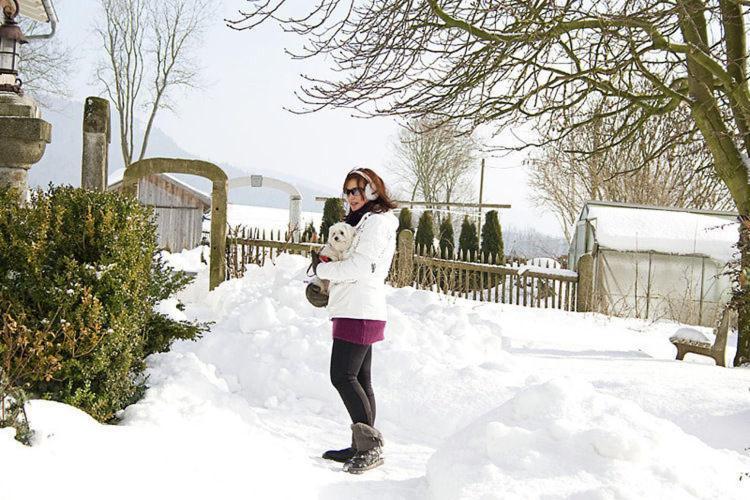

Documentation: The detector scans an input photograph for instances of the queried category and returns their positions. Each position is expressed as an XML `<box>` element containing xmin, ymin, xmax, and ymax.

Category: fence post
<box><xmin>395</xmin><ymin>229</ymin><xmax>414</xmax><ymax>287</ymax></box>
<box><xmin>576</xmin><ymin>253</ymin><xmax>594</xmax><ymax>312</ymax></box>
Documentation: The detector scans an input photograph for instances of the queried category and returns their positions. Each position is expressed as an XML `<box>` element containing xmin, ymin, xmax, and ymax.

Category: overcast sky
<box><xmin>38</xmin><ymin>0</ymin><xmax>563</xmax><ymax>237</ymax></box>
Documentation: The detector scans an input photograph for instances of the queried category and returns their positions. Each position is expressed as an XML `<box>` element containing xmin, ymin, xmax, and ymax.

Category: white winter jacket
<box><xmin>316</xmin><ymin>210</ymin><xmax>399</xmax><ymax>321</ymax></box>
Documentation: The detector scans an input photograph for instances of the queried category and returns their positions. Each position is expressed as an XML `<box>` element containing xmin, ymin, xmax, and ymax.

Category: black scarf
<box><xmin>345</xmin><ymin>201</ymin><xmax>375</xmax><ymax>227</ymax></box>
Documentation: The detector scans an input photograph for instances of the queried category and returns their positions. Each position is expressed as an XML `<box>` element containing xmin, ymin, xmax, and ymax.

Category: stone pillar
<box><xmin>395</xmin><ymin>229</ymin><xmax>414</xmax><ymax>287</ymax></box>
<box><xmin>576</xmin><ymin>252</ymin><xmax>595</xmax><ymax>312</ymax></box>
<box><xmin>210</xmin><ymin>178</ymin><xmax>228</xmax><ymax>291</ymax></box>
<box><xmin>289</xmin><ymin>195</ymin><xmax>301</xmax><ymax>243</ymax></box>
<box><xmin>0</xmin><ymin>92</ymin><xmax>51</xmax><ymax>200</ymax></box>
<box><xmin>81</xmin><ymin>97</ymin><xmax>110</xmax><ymax>191</ymax></box>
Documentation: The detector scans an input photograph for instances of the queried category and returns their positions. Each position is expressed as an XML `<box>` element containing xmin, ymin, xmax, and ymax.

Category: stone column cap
<box><xmin>0</xmin><ymin>92</ymin><xmax>41</xmax><ymax>118</ymax></box>
<box><xmin>0</xmin><ymin>116</ymin><xmax>52</xmax><ymax>142</ymax></box>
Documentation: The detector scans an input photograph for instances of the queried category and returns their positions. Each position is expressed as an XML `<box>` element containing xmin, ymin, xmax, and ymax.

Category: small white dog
<box><xmin>313</xmin><ymin>222</ymin><xmax>356</xmax><ymax>294</ymax></box>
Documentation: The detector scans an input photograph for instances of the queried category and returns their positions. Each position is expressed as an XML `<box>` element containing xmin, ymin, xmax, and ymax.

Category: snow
<box><xmin>428</xmin><ymin>378</ymin><xmax>745</xmax><ymax>499</ymax></box>
<box><xmin>516</xmin><ymin>264</ymin><xmax>577</xmax><ymax>278</ymax></box>
<box><xmin>2</xmin><ymin>250</ymin><xmax>750</xmax><ymax>499</ymax></box>
<box><xmin>108</xmin><ymin>167</ymin><xmax>126</xmax><ymax>185</ymax></box>
<box><xmin>526</xmin><ymin>257</ymin><xmax>561</xmax><ymax>269</ymax></box>
<box><xmin>586</xmin><ymin>204</ymin><xmax>738</xmax><ymax>262</ymax></box>
<box><xmin>671</xmin><ymin>327</ymin><xmax>713</xmax><ymax>344</ymax></box>
<box><xmin>206</xmin><ymin>203</ymin><xmax>323</xmax><ymax>234</ymax></box>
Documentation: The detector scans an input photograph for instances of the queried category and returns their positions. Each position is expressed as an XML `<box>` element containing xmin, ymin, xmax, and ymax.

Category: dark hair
<box><xmin>343</xmin><ymin>168</ymin><xmax>398</xmax><ymax>213</ymax></box>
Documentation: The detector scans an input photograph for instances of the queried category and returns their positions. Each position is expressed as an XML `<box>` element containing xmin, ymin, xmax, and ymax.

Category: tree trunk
<box><xmin>736</xmin><ymin>217</ymin><xmax>750</xmax><ymax>366</ymax></box>
<box><xmin>679</xmin><ymin>0</ymin><xmax>750</xmax><ymax>366</ymax></box>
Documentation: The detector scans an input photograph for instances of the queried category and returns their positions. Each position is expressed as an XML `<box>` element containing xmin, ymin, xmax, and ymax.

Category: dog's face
<box><xmin>328</xmin><ymin>222</ymin><xmax>355</xmax><ymax>253</ymax></box>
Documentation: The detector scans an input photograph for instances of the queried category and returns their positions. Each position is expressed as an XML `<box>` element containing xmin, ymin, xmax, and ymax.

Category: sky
<box><xmin>31</xmin><ymin>0</ymin><xmax>563</xmax><ymax>237</ymax></box>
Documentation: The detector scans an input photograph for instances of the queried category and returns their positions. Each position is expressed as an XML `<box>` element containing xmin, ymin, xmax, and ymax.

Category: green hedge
<box><xmin>398</xmin><ymin>207</ymin><xmax>413</xmax><ymax>233</ymax></box>
<box><xmin>439</xmin><ymin>216</ymin><xmax>455</xmax><ymax>259</ymax></box>
<box><xmin>415</xmin><ymin>211</ymin><xmax>435</xmax><ymax>254</ymax></box>
<box><xmin>0</xmin><ymin>186</ymin><xmax>208</xmax><ymax>430</ymax></box>
<box><xmin>459</xmin><ymin>215</ymin><xmax>479</xmax><ymax>261</ymax></box>
<box><xmin>320</xmin><ymin>198</ymin><xmax>345</xmax><ymax>240</ymax></box>
<box><xmin>480</xmin><ymin>210</ymin><xmax>504</xmax><ymax>264</ymax></box>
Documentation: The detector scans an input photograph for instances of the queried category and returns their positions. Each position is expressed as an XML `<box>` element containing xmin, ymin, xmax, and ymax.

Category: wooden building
<box><xmin>108</xmin><ymin>169</ymin><xmax>211</xmax><ymax>252</ymax></box>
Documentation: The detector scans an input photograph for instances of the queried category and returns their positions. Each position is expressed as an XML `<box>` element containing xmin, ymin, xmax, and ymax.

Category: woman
<box><xmin>314</xmin><ymin>168</ymin><xmax>398</xmax><ymax>474</ymax></box>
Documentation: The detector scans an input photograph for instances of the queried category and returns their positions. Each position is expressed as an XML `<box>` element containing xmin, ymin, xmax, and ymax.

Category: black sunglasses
<box><xmin>343</xmin><ymin>187</ymin><xmax>364</xmax><ymax>197</ymax></box>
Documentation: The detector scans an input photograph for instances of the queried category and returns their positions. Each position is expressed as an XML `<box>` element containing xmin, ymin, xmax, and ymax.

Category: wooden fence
<box><xmin>225</xmin><ymin>227</ymin><xmax>578</xmax><ymax>311</ymax></box>
<box><xmin>225</xmin><ymin>227</ymin><xmax>323</xmax><ymax>279</ymax></box>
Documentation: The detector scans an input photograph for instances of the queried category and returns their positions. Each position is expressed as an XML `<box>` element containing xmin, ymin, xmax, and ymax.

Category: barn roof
<box><xmin>579</xmin><ymin>200</ymin><xmax>738</xmax><ymax>262</ymax></box>
<box><xmin>108</xmin><ymin>168</ymin><xmax>212</xmax><ymax>208</ymax></box>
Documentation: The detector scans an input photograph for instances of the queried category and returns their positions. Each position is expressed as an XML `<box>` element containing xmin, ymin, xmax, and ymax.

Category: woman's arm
<box><xmin>316</xmin><ymin>217</ymin><xmax>388</xmax><ymax>282</ymax></box>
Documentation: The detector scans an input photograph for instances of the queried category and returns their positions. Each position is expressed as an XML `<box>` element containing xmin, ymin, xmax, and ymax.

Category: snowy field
<box><xmin>205</xmin><ymin>204</ymin><xmax>323</xmax><ymax>235</ymax></box>
<box><xmin>2</xmin><ymin>248</ymin><xmax>750</xmax><ymax>499</ymax></box>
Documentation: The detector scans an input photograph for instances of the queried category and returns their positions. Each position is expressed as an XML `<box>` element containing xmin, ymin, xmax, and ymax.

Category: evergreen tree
<box><xmin>458</xmin><ymin>215</ymin><xmax>479</xmax><ymax>261</ymax></box>
<box><xmin>302</xmin><ymin>221</ymin><xmax>318</xmax><ymax>242</ymax></box>
<box><xmin>398</xmin><ymin>207</ymin><xmax>413</xmax><ymax>233</ymax></box>
<box><xmin>319</xmin><ymin>198</ymin><xmax>345</xmax><ymax>241</ymax></box>
<box><xmin>439</xmin><ymin>216</ymin><xmax>455</xmax><ymax>259</ymax></box>
<box><xmin>415</xmin><ymin>211</ymin><xmax>435</xmax><ymax>255</ymax></box>
<box><xmin>480</xmin><ymin>210</ymin><xmax>504</xmax><ymax>264</ymax></box>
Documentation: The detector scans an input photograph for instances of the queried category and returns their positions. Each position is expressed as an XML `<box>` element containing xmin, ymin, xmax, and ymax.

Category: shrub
<box><xmin>481</xmin><ymin>210</ymin><xmax>504</xmax><ymax>264</ymax></box>
<box><xmin>459</xmin><ymin>215</ymin><xmax>479</xmax><ymax>261</ymax></box>
<box><xmin>415</xmin><ymin>211</ymin><xmax>435</xmax><ymax>254</ymax></box>
<box><xmin>320</xmin><ymin>198</ymin><xmax>345</xmax><ymax>241</ymax></box>
<box><xmin>439</xmin><ymin>216</ymin><xmax>455</xmax><ymax>259</ymax></box>
<box><xmin>398</xmin><ymin>207</ymin><xmax>413</xmax><ymax>233</ymax></box>
<box><xmin>0</xmin><ymin>186</ymin><xmax>209</xmax><ymax>432</ymax></box>
<box><xmin>302</xmin><ymin>221</ymin><xmax>318</xmax><ymax>242</ymax></box>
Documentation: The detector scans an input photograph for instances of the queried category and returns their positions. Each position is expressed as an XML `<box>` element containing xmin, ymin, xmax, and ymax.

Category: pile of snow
<box><xmin>428</xmin><ymin>378</ymin><xmax>745</xmax><ymax>499</ymax></box>
<box><xmin>671</xmin><ymin>327</ymin><xmax>713</xmax><ymax>344</ymax></box>
<box><xmin>2</xmin><ymin>249</ymin><xmax>750</xmax><ymax>500</ymax></box>
<box><xmin>160</xmin><ymin>246</ymin><xmax>208</xmax><ymax>274</ymax></box>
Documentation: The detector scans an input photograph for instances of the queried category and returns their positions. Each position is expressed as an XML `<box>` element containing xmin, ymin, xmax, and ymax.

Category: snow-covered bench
<box><xmin>670</xmin><ymin>307</ymin><xmax>734</xmax><ymax>367</ymax></box>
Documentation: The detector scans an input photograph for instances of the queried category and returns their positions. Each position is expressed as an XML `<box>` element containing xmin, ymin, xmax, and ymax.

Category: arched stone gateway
<box><xmin>122</xmin><ymin>158</ymin><xmax>228</xmax><ymax>291</ymax></box>
<box><xmin>228</xmin><ymin>175</ymin><xmax>303</xmax><ymax>242</ymax></box>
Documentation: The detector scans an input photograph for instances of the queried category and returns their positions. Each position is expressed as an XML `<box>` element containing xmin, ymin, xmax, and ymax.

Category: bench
<box><xmin>670</xmin><ymin>307</ymin><xmax>734</xmax><ymax>367</ymax></box>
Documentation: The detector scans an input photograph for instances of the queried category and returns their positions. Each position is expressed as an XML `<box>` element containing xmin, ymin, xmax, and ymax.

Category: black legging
<box><xmin>330</xmin><ymin>339</ymin><xmax>376</xmax><ymax>426</ymax></box>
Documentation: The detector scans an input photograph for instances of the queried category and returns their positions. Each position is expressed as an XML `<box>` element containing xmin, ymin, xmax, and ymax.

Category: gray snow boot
<box><xmin>343</xmin><ymin>423</ymin><xmax>384</xmax><ymax>474</ymax></box>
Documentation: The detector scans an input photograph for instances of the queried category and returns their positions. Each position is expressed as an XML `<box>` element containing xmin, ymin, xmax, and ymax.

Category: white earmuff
<box><xmin>349</xmin><ymin>169</ymin><xmax>378</xmax><ymax>201</ymax></box>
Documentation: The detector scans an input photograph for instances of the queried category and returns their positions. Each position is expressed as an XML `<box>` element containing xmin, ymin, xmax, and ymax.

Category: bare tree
<box><xmin>529</xmin><ymin>103</ymin><xmax>734</xmax><ymax>240</ymax></box>
<box><xmin>95</xmin><ymin>0</ymin><xmax>202</xmax><ymax>167</ymax></box>
<box><xmin>228</xmin><ymin>0</ymin><xmax>750</xmax><ymax>366</ymax></box>
<box><xmin>17</xmin><ymin>20</ymin><xmax>73</xmax><ymax>103</ymax></box>
<box><xmin>391</xmin><ymin>119</ymin><xmax>476</xmax><ymax>216</ymax></box>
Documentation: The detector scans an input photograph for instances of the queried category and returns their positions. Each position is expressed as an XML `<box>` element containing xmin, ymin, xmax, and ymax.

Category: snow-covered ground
<box><xmin>205</xmin><ymin>204</ymin><xmax>323</xmax><ymax>234</ymax></box>
<box><xmin>2</xmin><ymin>248</ymin><xmax>750</xmax><ymax>499</ymax></box>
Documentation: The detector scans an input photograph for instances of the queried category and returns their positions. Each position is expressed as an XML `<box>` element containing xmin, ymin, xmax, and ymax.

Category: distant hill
<box><xmin>29</xmin><ymin>98</ymin><xmax>330</xmax><ymax>212</ymax></box>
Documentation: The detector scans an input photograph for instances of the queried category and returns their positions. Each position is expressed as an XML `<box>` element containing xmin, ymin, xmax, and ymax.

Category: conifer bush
<box><xmin>398</xmin><ymin>207</ymin><xmax>413</xmax><ymax>234</ymax></box>
<box><xmin>320</xmin><ymin>198</ymin><xmax>345</xmax><ymax>241</ymax></box>
<box><xmin>459</xmin><ymin>216</ymin><xmax>479</xmax><ymax>261</ymax></box>
<box><xmin>415</xmin><ymin>211</ymin><xmax>435</xmax><ymax>255</ymax></box>
<box><xmin>302</xmin><ymin>221</ymin><xmax>318</xmax><ymax>242</ymax></box>
<box><xmin>481</xmin><ymin>210</ymin><xmax>504</xmax><ymax>264</ymax></box>
<box><xmin>439</xmin><ymin>216</ymin><xmax>455</xmax><ymax>259</ymax></box>
<box><xmin>0</xmin><ymin>186</ymin><xmax>208</xmax><ymax>434</ymax></box>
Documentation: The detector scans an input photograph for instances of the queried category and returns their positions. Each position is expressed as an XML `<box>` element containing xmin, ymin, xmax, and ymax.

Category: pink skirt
<box><xmin>332</xmin><ymin>318</ymin><xmax>386</xmax><ymax>345</ymax></box>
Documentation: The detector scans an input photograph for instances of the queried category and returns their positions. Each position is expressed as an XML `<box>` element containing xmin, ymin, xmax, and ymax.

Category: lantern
<box><xmin>0</xmin><ymin>1</ymin><xmax>27</xmax><ymax>93</ymax></box>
